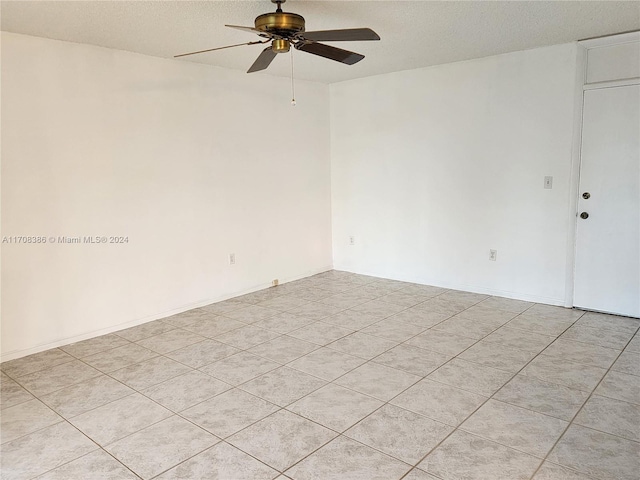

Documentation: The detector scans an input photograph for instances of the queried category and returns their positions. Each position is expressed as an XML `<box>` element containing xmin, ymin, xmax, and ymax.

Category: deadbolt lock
<box><xmin>580</xmin><ymin>212</ymin><xmax>589</xmax><ymax>219</ymax></box>
<box><xmin>582</xmin><ymin>192</ymin><xmax>591</xmax><ymax>199</ymax></box>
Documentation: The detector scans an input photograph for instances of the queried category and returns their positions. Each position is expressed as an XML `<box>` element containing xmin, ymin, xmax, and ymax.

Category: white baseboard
<box><xmin>1</xmin><ymin>265</ymin><xmax>333</xmax><ymax>363</ymax></box>
<box><xmin>333</xmin><ymin>266</ymin><xmax>566</xmax><ymax>307</ymax></box>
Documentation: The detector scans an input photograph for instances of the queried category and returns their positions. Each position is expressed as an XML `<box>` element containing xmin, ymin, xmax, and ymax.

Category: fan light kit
<box><xmin>174</xmin><ymin>0</ymin><xmax>380</xmax><ymax>103</ymax></box>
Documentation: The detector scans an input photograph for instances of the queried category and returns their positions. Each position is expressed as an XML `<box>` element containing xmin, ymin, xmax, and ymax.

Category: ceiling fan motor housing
<box><xmin>255</xmin><ymin>11</ymin><xmax>304</xmax><ymax>53</ymax></box>
<box><xmin>254</xmin><ymin>12</ymin><xmax>305</xmax><ymax>36</ymax></box>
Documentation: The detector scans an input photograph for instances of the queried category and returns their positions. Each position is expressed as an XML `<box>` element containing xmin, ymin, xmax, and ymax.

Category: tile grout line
<box><xmin>0</xmin><ymin>280</ymin><xmax>528</xmax><ymax>461</ymax></box>
<box><xmin>9</xmin><ymin>310</ymin><xmax>615</xmax><ymax>480</ymax></box>
<box><xmin>274</xmin><ymin>291</ymin><xmax>508</xmax><ymax>476</ymax></box>
<box><xmin>405</xmin><ymin>307</ymin><xmax>589</xmax><ymax>478</ymax></box>
<box><xmin>264</xmin><ymin>276</ymin><xmax>640</xmax><ymax>476</ymax></box>
<box><xmin>160</xmin><ymin>274</ymin><xmax>415</xmax><ymax>476</ymax></box>
<box><xmin>232</xmin><ymin>294</ymin><xmax>507</xmax><ymax>475</ymax></box>
<box><xmin>3</xmin><ymin>272</ymin><xmax>637</xmax><ymax>479</ymax></box>
<box><xmin>32</xmin><ymin>418</ymin><xmax>144</xmax><ymax>480</ymax></box>
<box><xmin>147</xmin><ymin>439</ymin><xmax>278</xmax><ymax>479</ymax></box>
<box><xmin>198</xmin><ymin>274</ymin><xmax>417</xmax><ymax>475</ymax></box>
<box><xmin>143</xmin><ymin>281</ymin><xmax>460</xmax><ymax>477</ymax></box>
<box><xmin>526</xmin><ymin>322</ymin><xmax>640</xmax><ymax>480</ymax></box>
<box><xmin>0</xmin><ymin>277</ymin><xmax>452</xmax><ymax>388</ymax></box>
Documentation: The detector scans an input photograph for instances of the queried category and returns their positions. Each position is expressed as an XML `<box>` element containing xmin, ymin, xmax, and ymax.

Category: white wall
<box><xmin>331</xmin><ymin>43</ymin><xmax>579</xmax><ymax>304</ymax></box>
<box><xmin>1</xmin><ymin>32</ymin><xmax>332</xmax><ymax>359</ymax></box>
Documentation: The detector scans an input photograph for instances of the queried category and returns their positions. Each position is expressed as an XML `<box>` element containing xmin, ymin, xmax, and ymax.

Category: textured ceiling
<box><xmin>2</xmin><ymin>1</ymin><xmax>639</xmax><ymax>83</ymax></box>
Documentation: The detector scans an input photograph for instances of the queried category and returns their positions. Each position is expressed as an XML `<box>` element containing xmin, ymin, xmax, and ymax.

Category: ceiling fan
<box><xmin>174</xmin><ymin>0</ymin><xmax>380</xmax><ymax>73</ymax></box>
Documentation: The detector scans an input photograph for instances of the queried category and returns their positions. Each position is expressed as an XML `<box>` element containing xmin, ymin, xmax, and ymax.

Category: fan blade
<box><xmin>301</xmin><ymin>28</ymin><xmax>380</xmax><ymax>42</ymax></box>
<box><xmin>247</xmin><ymin>47</ymin><xmax>278</xmax><ymax>73</ymax></box>
<box><xmin>225</xmin><ymin>24</ymin><xmax>266</xmax><ymax>35</ymax></box>
<box><xmin>296</xmin><ymin>42</ymin><xmax>364</xmax><ymax>65</ymax></box>
<box><xmin>175</xmin><ymin>41</ymin><xmax>266</xmax><ymax>58</ymax></box>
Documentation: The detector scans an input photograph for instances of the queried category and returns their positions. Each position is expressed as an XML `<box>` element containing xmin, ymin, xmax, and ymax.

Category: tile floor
<box><xmin>1</xmin><ymin>270</ymin><xmax>639</xmax><ymax>480</ymax></box>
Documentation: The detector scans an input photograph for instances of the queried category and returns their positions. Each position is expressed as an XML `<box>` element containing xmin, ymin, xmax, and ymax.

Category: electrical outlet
<box><xmin>272</xmin><ymin>279</ymin><xmax>279</xmax><ymax>287</ymax></box>
<box><xmin>349</xmin><ymin>236</ymin><xmax>355</xmax><ymax>245</ymax></box>
<box><xmin>229</xmin><ymin>253</ymin><xmax>235</xmax><ymax>265</ymax></box>
<box><xmin>489</xmin><ymin>249</ymin><xmax>497</xmax><ymax>261</ymax></box>
<box><xmin>544</xmin><ymin>176</ymin><xmax>553</xmax><ymax>189</ymax></box>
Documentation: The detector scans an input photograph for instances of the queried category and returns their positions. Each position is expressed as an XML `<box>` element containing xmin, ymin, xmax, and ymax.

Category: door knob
<box><xmin>580</xmin><ymin>212</ymin><xmax>589</xmax><ymax>219</ymax></box>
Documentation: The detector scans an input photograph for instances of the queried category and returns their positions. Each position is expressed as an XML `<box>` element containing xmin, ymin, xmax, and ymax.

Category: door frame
<box><xmin>565</xmin><ymin>32</ymin><xmax>640</xmax><ymax>308</ymax></box>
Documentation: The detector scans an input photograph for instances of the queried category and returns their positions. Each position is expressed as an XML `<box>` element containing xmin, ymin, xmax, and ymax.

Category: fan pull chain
<box><xmin>290</xmin><ymin>48</ymin><xmax>296</xmax><ymax>106</ymax></box>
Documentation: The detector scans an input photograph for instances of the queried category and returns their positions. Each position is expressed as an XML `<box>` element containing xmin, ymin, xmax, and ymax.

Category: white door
<box><xmin>574</xmin><ymin>84</ymin><xmax>640</xmax><ymax>318</ymax></box>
